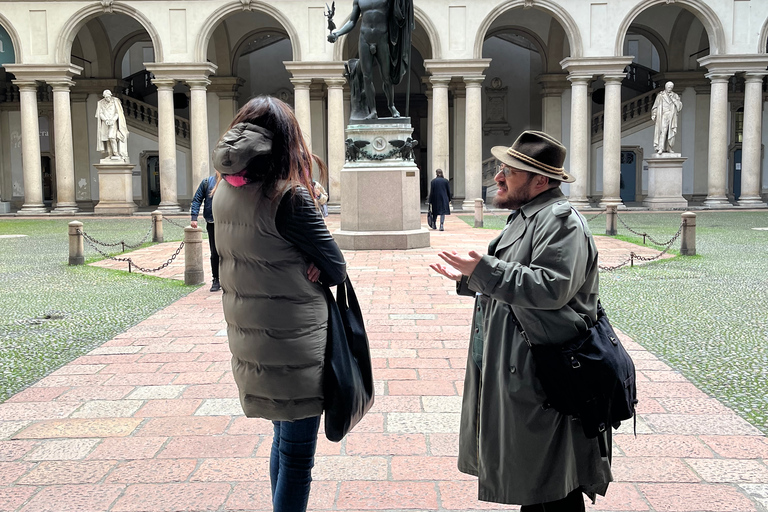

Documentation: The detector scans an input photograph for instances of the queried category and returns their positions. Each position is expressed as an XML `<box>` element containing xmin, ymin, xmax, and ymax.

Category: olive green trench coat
<box><xmin>457</xmin><ymin>188</ymin><xmax>613</xmax><ymax>506</ymax></box>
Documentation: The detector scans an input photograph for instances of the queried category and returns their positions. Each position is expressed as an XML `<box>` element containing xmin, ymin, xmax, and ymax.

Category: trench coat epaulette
<box><xmin>552</xmin><ymin>200</ymin><xmax>572</xmax><ymax>218</ymax></box>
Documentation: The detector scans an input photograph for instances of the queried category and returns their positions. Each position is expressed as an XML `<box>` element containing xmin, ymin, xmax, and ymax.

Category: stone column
<box><xmin>430</xmin><ymin>76</ymin><xmax>451</xmax><ymax>180</ymax></box>
<box><xmin>291</xmin><ymin>79</ymin><xmax>313</xmax><ymax>152</ymax></box>
<box><xmin>463</xmin><ymin>76</ymin><xmax>485</xmax><ymax>210</ymax></box>
<box><xmin>153</xmin><ymin>78</ymin><xmax>180</xmax><ymax>212</ymax></box>
<box><xmin>567</xmin><ymin>74</ymin><xmax>592</xmax><ymax>208</ymax></box>
<box><xmin>452</xmin><ymin>85</ymin><xmax>466</xmax><ymax>203</ymax></box>
<box><xmin>325</xmin><ymin>78</ymin><xmax>346</xmax><ymax>204</ymax></box>
<box><xmin>738</xmin><ymin>72</ymin><xmax>768</xmax><ymax>207</ymax></box>
<box><xmin>538</xmin><ymin>74</ymin><xmax>569</xmax><ymax>141</ymax></box>
<box><xmin>703</xmin><ymin>73</ymin><xmax>732</xmax><ymax>208</ymax></box>
<box><xmin>601</xmin><ymin>75</ymin><xmax>624</xmax><ymax>207</ymax></box>
<box><xmin>50</xmin><ymin>80</ymin><xmax>79</xmax><ymax>213</ymax></box>
<box><xmin>70</xmin><ymin>92</ymin><xmax>91</xmax><ymax>206</ymax></box>
<box><xmin>188</xmin><ymin>78</ymin><xmax>212</xmax><ymax>187</ymax></box>
<box><xmin>208</xmin><ymin>77</ymin><xmax>245</xmax><ymax>136</ymax></box>
<box><xmin>15</xmin><ymin>81</ymin><xmax>47</xmax><ymax>214</ymax></box>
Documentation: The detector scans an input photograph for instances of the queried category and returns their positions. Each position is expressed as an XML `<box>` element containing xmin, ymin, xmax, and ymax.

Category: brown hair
<box><xmin>213</xmin><ymin>95</ymin><xmax>327</xmax><ymax>201</ymax></box>
<box><xmin>435</xmin><ymin>169</ymin><xmax>444</xmax><ymax>178</ymax></box>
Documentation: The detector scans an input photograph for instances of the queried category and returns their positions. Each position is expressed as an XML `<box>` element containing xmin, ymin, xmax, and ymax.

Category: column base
<box><xmin>51</xmin><ymin>205</ymin><xmax>80</xmax><ymax>215</ymax></box>
<box><xmin>568</xmin><ymin>199</ymin><xmax>591</xmax><ymax>210</ymax></box>
<box><xmin>17</xmin><ymin>204</ymin><xmax>48</xmax><ymax>215</ymax></box>
<box><xmin>334</xmin><ymin>228</ymin><xmax>430</xmax><ymax>250</ymax></box>
<box><xmin>735</xmin><ymin>196</ymin><xmax>768</xmax><ymax>208</ymax></box>
<box><xmin>702</xmin><ymin>197</ymin><xmax>732</xmax><ymax>208</ymax></box>
<box><xmin>462</xmin><ymin>199</ymin><xmax>483</xmax><ymax>211</ymax></box>
<box><xmin>156</xmin><ymin>204</ymin><xmax>182</xmax><ymax>214</ymax></box>
<box><xmin>598</xmin><ymin>198</ymin><xmax>625</xmax><ymax>209</ymax></box>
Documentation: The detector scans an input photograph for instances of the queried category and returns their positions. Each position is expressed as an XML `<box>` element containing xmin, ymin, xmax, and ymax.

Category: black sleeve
<box><xmin>275</xmin><ymin>187</ymin><xmax>347</xmax><ymax>286</ymax></box>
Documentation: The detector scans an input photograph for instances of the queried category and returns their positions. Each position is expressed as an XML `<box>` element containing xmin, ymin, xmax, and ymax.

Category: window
<box><xmin>734</xmin><ymin>107</ymin><xmax>744</xmax><ymax>144</ymax></box>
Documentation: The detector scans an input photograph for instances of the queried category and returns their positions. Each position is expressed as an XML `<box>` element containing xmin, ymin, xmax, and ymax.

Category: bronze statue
<box><xmin>389</xmin><ymin>137</ymin><xmax>418</xmax><ymax>160</ymax></box>
<box><xmin>328</xmin><ymin>0</ymin><xmax>413</xmax><ymax>120</ymax></box>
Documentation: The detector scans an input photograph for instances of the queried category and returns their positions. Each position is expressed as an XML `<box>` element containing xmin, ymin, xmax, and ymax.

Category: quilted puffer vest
<box><xmin>213</xmin><ymin>179</ymin><xmax>327</xmax><ymax>421</ymax></box>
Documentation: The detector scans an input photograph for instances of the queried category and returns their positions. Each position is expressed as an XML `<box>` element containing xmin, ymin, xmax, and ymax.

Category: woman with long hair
<box><xmin>211</xmin><ymin>95</ymin><xmax>346</xmax><ymax>512</ymax></box>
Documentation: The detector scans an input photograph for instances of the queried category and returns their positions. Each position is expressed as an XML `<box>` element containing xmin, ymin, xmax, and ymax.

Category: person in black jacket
<box><xmin>191</xmin><ymin>173</ymin><xmax>220</xmax><ymax>291</ymax></box>
<box><xmin>428</xmin><ymin>168</ymin><xmax>452</xmax><ymax>231</ymax></box>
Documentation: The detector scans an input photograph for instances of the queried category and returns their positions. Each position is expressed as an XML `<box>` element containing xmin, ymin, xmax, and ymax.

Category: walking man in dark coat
<box><xmin>428</xmin><ymin>169</ymin><xmax>451</xmax><ymax>231</ymax></box>
<box><xmin>430</xmin><ymin>131</ymin><xmax>612</xmax><ymax>510</ymax></box>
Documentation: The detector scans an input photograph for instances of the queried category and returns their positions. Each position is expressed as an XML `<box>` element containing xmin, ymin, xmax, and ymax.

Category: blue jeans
<box><xmin>270</xmin><ymin>415</ymin><xmax>321</xmax><ymax>512</ymax></box>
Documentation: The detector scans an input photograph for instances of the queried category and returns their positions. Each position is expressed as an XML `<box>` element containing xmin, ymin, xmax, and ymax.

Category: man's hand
<box><xmin>430</xmin><ymin>250</ymin><xmax>483</xmax><ymax>281</ymax></box>
<box><xmin>307</xmin><ymin>262</ymin><xmax>321</xmax><ymax>283</ymax></box>
<box><xmin>190</xmin><ymin>220</ymin><xmax>198</xmax><ymax>229</ymax></box>
<box><xmin>328</xmin><ymin>32</ymin><xmax>338</xmax><ymax>43</ymax></box>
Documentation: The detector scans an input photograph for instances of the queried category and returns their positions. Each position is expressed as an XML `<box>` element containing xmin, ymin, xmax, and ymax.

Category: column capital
<box><xmin>152</xmin><ymin>78</ymin><xmax>176</xmax><ymax>90</ymax></box>
<box><xmin>324</xmin><ymin>77</ymin><xmax>347</xmax><ymax>88</ymax></box>
<box><xmin>144</xmin><ymin>62</ymin><xmax>217</xmax><ymax>82</ymax></box>
<box><xmin>463</xmin><ymin>76</ymin><xmax>486</xmax><ymax>87</ymax></box>
<box><xmin>49</xmin><ymin>80</ymin><xmax>76</xmax><ymax>91</ymax></box>
<box><xmin>186</xmin><ymin>78</ymin><xmax>211</xmax><ymax>90</ymax></box>
<box><xmin>429</xmin><ymin>76</ymin><xmax>451</xmax><ymax>87</ymax></box>
<box><xmin>567</xmin><ymin>74</ymin><xmax>592</xmax><ymax>85</ymax></box>
<box><xmin>290</xmin><ymin>78</ymin><xmax>313</xmax><ymax>90</ymax></box>
<box><xmin>602</xmin><ymin>74</ymin><xmax>625</xmax><ymax>85</ymax></box>
<box><xmin>705</xmin><ymin>72</ymin><xmax>732</xmax><ymax>83</ymax></box>
<box><xmin>4</xmin><ymin>63</ymin><xmax>83</xmax><ymax>83</ymax></box>
<box><xmin>743</xmin><ymin>71</ymin><xmax>768</xmax><ymax>83</ymax></box>
<box><xmin>13</xmin><ymin>80</ymin><xmax>40</xmax><ymax>91</ymax></box>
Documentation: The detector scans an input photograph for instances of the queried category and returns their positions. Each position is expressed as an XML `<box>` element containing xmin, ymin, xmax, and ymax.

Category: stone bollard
<box><xmin>474</xmin><ymin>198</ymin><xmax>484</xmax><ymax>228</ymax></box>
<box><xmin>68</xmin><ymin>221</ymin><xmax>84</xmax><ymax>266</ymax></box>
<box><xmin>184</xmin><ymin>226</ymin><xmax>205</xmax><ymax>285</ymax></box>
<box><xmin>680</xmin><ymin>211</ymin><xmax>697</xmax><ymax>256</ymax></box>
<box><xmin>152</xmin><ymin>211</ymin><xmax>164</xmax><ymax>243</ymax></box>
<box><xmin>605</xmin><ymin>204</ymin><xmax>617</xmax><ymax>236</ymax></box>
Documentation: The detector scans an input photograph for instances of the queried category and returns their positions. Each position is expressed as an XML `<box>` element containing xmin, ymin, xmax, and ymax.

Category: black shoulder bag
<box><xmin>512</xmin><ymin>301</ymin><xmax>638</xmax><ymax>456</ymax></box>
<box><xmin>322</xmin><ymin>277</ymin><xmax>375</xmax><ymax>442</ymax></box>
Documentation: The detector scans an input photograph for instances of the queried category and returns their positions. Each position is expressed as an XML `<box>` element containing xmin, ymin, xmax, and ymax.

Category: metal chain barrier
<box><xmin>163</xmin><ymin>216</ymin><xmax>189</xmax><ymax>229</ymax></box>
<box><xmin>79</xmin><ymin>229</ymin><xmax>184</xmax><ymax>273</ymax></box>
<box><xmin>76</xmin><ymin>222</ymin><xmax>153</xmax><ymax>252</ymax></box>
<box><xmin>615</xmin><ymin>211</ymin><xmax>681</xmax><ymax>247</ymax></box>
<box><xmin>584</xmin><ymin>210</ymin><xmax>605</xmax><ymax>222</ymax></box>
<box><xmin>599</xmin><ymin>219</ymin><xmax>684</xmax><ymax>272</ymax></box>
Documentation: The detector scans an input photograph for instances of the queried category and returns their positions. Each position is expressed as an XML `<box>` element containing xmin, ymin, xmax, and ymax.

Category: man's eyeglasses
<box><xmin>496</xmin><ymin>164</ymin><xmax>515</xmax><ymax>177</ymax></box>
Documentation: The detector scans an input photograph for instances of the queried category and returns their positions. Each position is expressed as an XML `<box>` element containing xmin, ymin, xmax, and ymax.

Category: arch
<box><xmin>56</xmin><ymin>3</ymin><xmax>163</xmax><ymax>64</ymax></box>
<box><xmin>112</xmin><ymin>30</ymin><xmax>153</xmax><ymax>78</ymax></box>
<box><xmin>614</xmin><ymin>0</ymin><xmax>725</xmax><ymax>58</ymax></box>
<box><xmin>625</xmin><ymin>24</ymin><xmax>669</xmax><ymax>72</ymax></box>
<box><xmin>231</xmin><ymin>29</ymin><xmax>289</xmax><ymax>78</ymax></box>
<box><xmin>0</xmin><ymin>13</ymin><xmax>22</xmax><ymax>64</ymax></box>
<box><xmin>546</xmin><ymin>19</ymin><xmax>567</xmax><ymax>73</ymax></box>
<box><xmin>474</xmin><ymin>0</ymin><xmax>583</xmax><ymax>60</ymax></box>
<box><xmin>331</xmin><ymin>5</ymin><xmax>440</xmax><ymax>62</ymax></box>
<box><xmin>196</xmin><ymin>1</ymin><xmax>300</xmax><ymax>63</ymax></box>
<box><xmin>72</xmin><ymin>17</ymin><xmax>112</xmax><ymax>77</ymax></box>
<box><xmin>758</xmin><ymin>16</ymin><xmax>768</xmax><ymax>53</ymax></box>
<box><xmin>207</xmin><ymin>23</ymin><xmax>232</xmax><ymax>75</ymax></box>
<box><xmin>485</xmin><ymin>26</ymin><xmax>549</xmax><ymax>71</ymax></box>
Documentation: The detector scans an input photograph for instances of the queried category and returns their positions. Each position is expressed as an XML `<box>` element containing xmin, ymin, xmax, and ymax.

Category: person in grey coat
<box><xmin>428</xmin><ymin>168</ymin><xmax>452</xmax><ymax>230</ymax></box>
<box><xmin>212</xmin><ymin>96</ymin><xmax>346</xmax><ymax>512</ymax></box>
<box><xmin>430</xmin><ymin>131</ymin><xmax>612</xmax><ymax>511</ymax></box>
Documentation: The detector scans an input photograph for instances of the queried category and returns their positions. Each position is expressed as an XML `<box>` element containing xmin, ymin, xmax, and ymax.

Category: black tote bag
<box><xmin>322</xmin><ymin>277</ymin><xmax>375</xmax><ymax>442</ymax></box>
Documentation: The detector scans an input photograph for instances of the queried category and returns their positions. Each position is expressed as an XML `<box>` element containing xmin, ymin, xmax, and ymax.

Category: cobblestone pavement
<box><xmin>2</xmin><ymin>215</ymin><xmax>766</xmax><ymax>512</ymax></box>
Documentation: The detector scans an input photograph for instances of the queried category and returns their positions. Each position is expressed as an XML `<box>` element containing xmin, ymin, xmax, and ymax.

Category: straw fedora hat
<box><xmin>491</xmin><ymin>130</ymin><xmax>575</xmax><ymax>183</ymax></box>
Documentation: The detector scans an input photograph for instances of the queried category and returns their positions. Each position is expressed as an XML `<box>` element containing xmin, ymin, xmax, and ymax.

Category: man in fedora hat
<box><xmin>431</xmin><ymin>130</ymin><xmax>612</xmax><ymax>511</ymax></box>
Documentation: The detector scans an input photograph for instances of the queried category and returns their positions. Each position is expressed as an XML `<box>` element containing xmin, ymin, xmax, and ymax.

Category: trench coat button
<box><xmin>509</xmin><ymin>365</ymin><xmax>517</xmax><ymax>374</ymax></box>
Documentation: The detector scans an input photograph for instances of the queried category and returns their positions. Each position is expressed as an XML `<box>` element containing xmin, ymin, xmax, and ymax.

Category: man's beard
<box><xmin>492</xmin><ymin>186</ymin><xmax>532</xmax><ymax>210</ymax></box>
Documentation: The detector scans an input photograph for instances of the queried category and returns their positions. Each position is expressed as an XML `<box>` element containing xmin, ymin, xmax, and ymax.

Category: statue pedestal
<box><xmin>643</xmin><ymin>153</ymin><xmax>688</xmax><ymax>210</ymax></box>
<box><xmin>93</xmin><ymin>161</ymin><xmax>138</xmax><ymax>215</ymax></box>
<box><xmin>334</xmin><ymin>120</ymin><xmax>429</xmax><ymax>250</ymax></box>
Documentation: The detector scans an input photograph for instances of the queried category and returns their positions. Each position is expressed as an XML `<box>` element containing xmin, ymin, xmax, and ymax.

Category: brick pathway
<box><xmin>2</xmin><ymin>215</ymin><xmax>766</xmax><ymax>512</ymax></box>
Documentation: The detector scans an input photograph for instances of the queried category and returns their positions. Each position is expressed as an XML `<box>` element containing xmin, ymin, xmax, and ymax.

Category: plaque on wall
<box><xmin>483</xmin><ymin>77</ymin><xmax>511</xmax><ymax>135</ymax></box>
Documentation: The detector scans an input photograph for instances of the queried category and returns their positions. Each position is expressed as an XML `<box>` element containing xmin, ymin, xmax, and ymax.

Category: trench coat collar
<box><xmin>492</xmin><ymin>188</ymin><xmax>567</xmax><ymax>255</ymax></box>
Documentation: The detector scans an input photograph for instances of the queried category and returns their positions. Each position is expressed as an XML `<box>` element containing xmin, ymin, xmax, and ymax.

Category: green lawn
<box><xmin>0</xmin><ymin>217</ymin><xmax>198</xmax><ymax>402</ymax></box>
<box><xmin>461</xmin><ymin>211</ymin><xmax>768</xmax><ymax>434</ymax></box>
